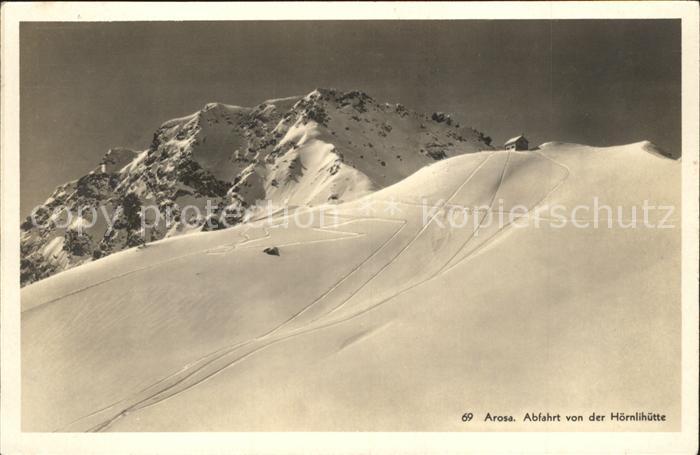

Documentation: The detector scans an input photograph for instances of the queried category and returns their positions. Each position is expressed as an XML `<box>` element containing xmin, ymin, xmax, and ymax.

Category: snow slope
<box><xmin>21</xmin><ymin>141</ymin><xmax>680</xmax><ymax>432</ymax></box>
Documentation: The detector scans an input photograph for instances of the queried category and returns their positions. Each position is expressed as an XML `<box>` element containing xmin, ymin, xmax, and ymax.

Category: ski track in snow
<box><xmin>56</xmin><ymin>152</ymin><xmax>573</xmax><ymax>432</ymax></box>
<box><xmin>55</xmin><ymin>215</ymin><xmax>407</xmax><ymax>432</ymax></box>
<box><xmin>323</xmin><ymin>153</ymin><xmax>494</xmax><ymax>318</ymax></box>
<box><xmin>27</xmin><ymin>213</ymin><xmax>363</xmax><ymax>313</ymax></box>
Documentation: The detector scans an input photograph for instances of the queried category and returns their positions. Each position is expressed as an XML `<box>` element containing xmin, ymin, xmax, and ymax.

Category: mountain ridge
<box><xmin>20</xmin><ymin>88</ymin><xmax>494</xmax><ymax>285</ymax></box>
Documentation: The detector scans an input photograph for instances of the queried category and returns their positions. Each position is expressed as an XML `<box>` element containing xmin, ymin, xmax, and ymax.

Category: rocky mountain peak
<box><xmin>20</xmin><ymin>89</ymin><xmax>494</xmax><ymax>286</ymax></box>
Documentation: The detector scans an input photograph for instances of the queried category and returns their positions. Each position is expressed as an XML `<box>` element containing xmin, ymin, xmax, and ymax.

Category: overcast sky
<box><xmin>20</xmin><ymin>20</ymin><xmax>680</xmax><ymax>215</ymax></box>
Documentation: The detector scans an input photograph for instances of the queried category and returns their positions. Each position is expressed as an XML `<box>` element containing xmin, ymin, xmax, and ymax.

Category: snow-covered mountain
<box><xmin>20</xmin><ymin>88</ymin><xmax>493</xmax><ymax>286</ymax></box>
<box><xmin>21</xmin><ymin>141</ymin><xmax>681</xmax><ymax>432</ymax></box>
